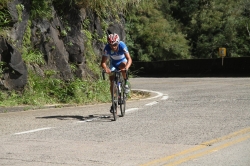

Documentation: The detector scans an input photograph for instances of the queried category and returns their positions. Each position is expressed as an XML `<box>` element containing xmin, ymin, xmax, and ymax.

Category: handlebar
<box><xmin>102</xmin><ymin>69</ymin><xmax>128</xmax><ymax>80</ymax></box>
<box><xmin>102</xmin><ymin>70</ymin><xmax>106</xmax><ymax>80</ymax></box>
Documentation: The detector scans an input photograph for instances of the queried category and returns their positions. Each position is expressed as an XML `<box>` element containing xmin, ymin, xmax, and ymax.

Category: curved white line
<box><xmin>161</xmin><ymin>95</ymin><xmax>169</xmax><ymax>100</ymax></box>
<box><xmin>126</xmin><ymin>108</ymin><xmax>140</xmax><ymax>113</ymax></box>
<box><xmin>145</xmin><ymin>101</ymin><xmax>158</xmax><ymax>106</ymax></box>
<box><xmin>132</xmin><ymin>89</ymin><xmax>164</xmax><ymax>100</ymax></box>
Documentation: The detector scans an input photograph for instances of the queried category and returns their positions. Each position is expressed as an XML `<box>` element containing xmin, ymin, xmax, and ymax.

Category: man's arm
<box><xmin>124</xmin><ymin>52</ymin><xmax>132</xmax><ymax>70</ymax></box>
<box><xmin>100</xmin><ymin>56</ymin><xmax>111</xmax><ymax>74</ymax></box>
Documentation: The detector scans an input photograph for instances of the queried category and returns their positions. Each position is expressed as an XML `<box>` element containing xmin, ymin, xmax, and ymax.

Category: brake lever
<box><xmin>102</xmin><ymin>70</ymin><xmax>106</xmax><ymax>80</ymax></box>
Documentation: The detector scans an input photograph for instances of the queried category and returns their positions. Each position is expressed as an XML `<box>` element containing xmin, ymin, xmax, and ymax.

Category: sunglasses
<box><xmin>109</xmin><ymin>43</ymin><xmax>118</xmax><ymax>47</ymax></box>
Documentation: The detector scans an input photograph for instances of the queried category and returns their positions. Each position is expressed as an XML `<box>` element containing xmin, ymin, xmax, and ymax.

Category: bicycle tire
<box><xmin>120</xmin><ymin>80</ymin><xmax>126</xmax><ymax>117</ymax></box>
<box><xmin>111</xmin><ymin>81</ymin><xmax>118</xmax><ymax>121</ymax></box>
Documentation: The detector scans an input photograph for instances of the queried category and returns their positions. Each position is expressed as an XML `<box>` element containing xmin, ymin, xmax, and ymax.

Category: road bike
<box><xmin>102</xmin><ymin>70</ymin><xmax>128</xmax><ymax>121</ymax></box>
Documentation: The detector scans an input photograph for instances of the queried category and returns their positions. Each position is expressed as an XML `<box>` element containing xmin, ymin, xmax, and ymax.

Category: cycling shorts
<box><xmin>110</xmin><ymin>58</ymin><xmax>127</xmax><ymax>71</ymax></box>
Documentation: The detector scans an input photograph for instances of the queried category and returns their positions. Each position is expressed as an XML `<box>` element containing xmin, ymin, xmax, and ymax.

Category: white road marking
<box><xmin>126</xmin><ymin>108</ymin><xmax>140</xmax><ymax>113</ymax></box>
<box><xmin>11</xmin><ymin>89</ymin><xmax>169</xmax><ymax>135</ymax></box>
<box><xmin>14</xmin><ymin>127</ymin><xmax>53</xmax><ymax>135</ymax></box>
<box><xmin>145</xmin><ymin>101</ymin><xmax>158</xmax><ymax>106</ymax></box>
<box><xmin>161</xmin><ymin>95</ymin><xmax>169</xmax><ymax>100</ymax></box>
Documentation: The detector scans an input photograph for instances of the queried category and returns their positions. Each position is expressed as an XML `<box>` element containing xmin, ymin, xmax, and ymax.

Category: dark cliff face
<box><xmin>0</xmin><ymin>37</ymin><xmax>28</xmax><ymax>90</ymax></box>
<box><xmin>0</xmin><ymin>0</ymin><xmax>125</xmax><ymax>90</ymax></box>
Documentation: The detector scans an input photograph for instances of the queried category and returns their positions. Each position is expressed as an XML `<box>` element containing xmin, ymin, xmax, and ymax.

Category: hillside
<box><xmin>0</xmin><ymin>0</ymin><xmax>249</xmax><ymax>106</ymax></box>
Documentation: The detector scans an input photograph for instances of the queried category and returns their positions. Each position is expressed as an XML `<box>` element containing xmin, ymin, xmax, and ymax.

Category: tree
<box><xmin>126</xmin><ymin>0</ymin><xmax>191</xmax><ymax>61</ymax></box>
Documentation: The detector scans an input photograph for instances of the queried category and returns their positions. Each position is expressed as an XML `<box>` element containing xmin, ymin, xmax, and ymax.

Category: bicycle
<box><xmin>102</xmin><ymin>70</ymin><xmax>128</xmax><ymax>121</ymax></box>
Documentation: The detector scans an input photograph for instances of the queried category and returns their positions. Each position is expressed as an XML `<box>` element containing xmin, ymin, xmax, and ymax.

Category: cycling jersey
<box><xmin>103</xmin><ymin>41</ymin><xmax>128</xmax><ymax>71</ymax></box>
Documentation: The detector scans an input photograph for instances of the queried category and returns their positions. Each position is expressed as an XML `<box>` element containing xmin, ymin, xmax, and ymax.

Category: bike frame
<box><xmin>102</xmin><ymin>70</ymin><xmax>128</xmax><ymax>121</ymax></box>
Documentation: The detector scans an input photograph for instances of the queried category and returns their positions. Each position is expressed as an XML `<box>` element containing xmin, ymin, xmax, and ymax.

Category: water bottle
<box><xmin>125</xmin><ymin>84</ymin><xmax>129</xmax><ymax>94</ymax></box>
<box><xmin>118</xmin><ymin>82</ymin><xmax>121</xmax><ymax>93</ymax></box>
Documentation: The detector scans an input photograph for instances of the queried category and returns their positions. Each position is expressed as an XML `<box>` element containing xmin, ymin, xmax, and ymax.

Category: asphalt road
<box><xmin>0</xmin><ymin>77</ymin><xmax>250</xmax><ymax>166</ymax></box>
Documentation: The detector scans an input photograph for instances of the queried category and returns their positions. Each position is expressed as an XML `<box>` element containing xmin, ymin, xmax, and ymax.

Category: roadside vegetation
<box><xmin>0</xmin><ymin>0</ymin><xmax>250</xmax><ymax>108</ymax></box>
<box><xmin>126</xmin><ymin>0</ymin><xmax>250</xmax><ymax>61</ymax></box>
<box><xmin>0</xmin><ymin>0</ymin><xmax>147</xmax><ymax>108</ymax></box>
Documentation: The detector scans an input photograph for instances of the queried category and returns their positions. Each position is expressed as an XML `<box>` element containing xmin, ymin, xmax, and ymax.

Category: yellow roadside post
<box><xmin>219</xmin><ymin>47</ymin><xmax>226</xmax><ymax>66</ymax></box>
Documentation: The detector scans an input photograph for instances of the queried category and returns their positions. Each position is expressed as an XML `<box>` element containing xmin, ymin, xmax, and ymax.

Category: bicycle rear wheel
<box><xmin>111</xmin><ymin>81</ymin><xmax>118</xmax><ymax>121</ymax></box>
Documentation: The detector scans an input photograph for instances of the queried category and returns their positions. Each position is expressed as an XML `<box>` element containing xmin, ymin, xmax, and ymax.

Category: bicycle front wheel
<box><xmin>120</xmin><ymin>81</ymin><xmax>126</xmax><ymax>117</ymax></box>
<box><xmin>111</xmin><ymin>81</ymin><xmax>118</xmax><ymax>121</ymax></box>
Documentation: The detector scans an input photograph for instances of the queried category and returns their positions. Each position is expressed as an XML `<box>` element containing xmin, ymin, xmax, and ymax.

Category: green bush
<box><xmin>0</xmin><ymin>71</ymin><xmax>110</xmax><ymax>107</ymax></box>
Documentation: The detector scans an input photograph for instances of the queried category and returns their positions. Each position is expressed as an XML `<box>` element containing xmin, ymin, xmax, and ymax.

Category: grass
<box><xmin>0</xmin><ymin>73</ymin><xmax>111</xmax><ymax>107</ymax></box>
<box><xmin>129</xmin><ymin>90</ymin><xmax>150</xmax><ymax>100</ymax></box>
<box><xmin>0</xmin><ymin>75</ymin><xmax>150</xmax><ymax>108</ymax></box>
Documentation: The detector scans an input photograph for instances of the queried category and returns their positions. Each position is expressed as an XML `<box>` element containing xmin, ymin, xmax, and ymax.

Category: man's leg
<box><xmin>119</xmin><ymin>62</ymin><xmax>130</xmax><ymax>94</ymax></box>
<box><xmin>119</xmin><ymin>62</ymin><xmax>127</xmax><ymax>80</ymax></box>
<box><xmin>109</xmin><ymin>75</ymin><xmax>115</xmax><ymax>97</ymax></box>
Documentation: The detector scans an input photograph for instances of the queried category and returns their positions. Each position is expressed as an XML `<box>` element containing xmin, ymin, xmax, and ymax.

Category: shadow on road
<box><xmin>36</xmin><ymin>114</ymin><xmax>114</xmax><ymax>122</ymax></box>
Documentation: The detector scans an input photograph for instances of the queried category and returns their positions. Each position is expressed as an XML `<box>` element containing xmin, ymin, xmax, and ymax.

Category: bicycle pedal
<box><xmin>118</xmin><ymin>100</ymin><xmax>124</xmax><ymax>105</ymax></box>
<box><xmin>110</xmin><ymin>109</ymin><xmax>117</xmax><ymax>114</ymax></box>
<box><xmin>110</xmin><ymin>105</ymin><xmax>117</xmax><ymax>113</ymax></box>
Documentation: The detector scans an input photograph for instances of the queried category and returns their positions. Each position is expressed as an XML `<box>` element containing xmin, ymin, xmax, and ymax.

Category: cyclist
<box><xmin>100</xmin><ymin>33</ymin><xmax>132</xmax><ymax>111</ymax></box>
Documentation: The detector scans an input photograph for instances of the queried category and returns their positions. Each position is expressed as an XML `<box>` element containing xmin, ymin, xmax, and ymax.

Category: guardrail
<box><xmin>130</xmin><ymin>57</ymin><xmax>250</xmax><ymax>77</ymax></box>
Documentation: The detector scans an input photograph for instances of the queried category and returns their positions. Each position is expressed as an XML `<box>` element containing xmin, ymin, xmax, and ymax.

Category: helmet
<box><xmin>107</xmin><ymin>33</ymin><xmax>120</xmax><ymax>45</ymax></box>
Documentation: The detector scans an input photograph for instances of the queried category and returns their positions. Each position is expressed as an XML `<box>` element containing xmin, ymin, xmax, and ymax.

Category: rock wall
<box><xmin>0</xmin><ymin>37</ymin><xmax>27</xmax><ymax>90</ymax></box>
<box><xmin>0</xmin><ymin>0</ymin><xmax>125</xmax><ymax>90</ymax></box>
